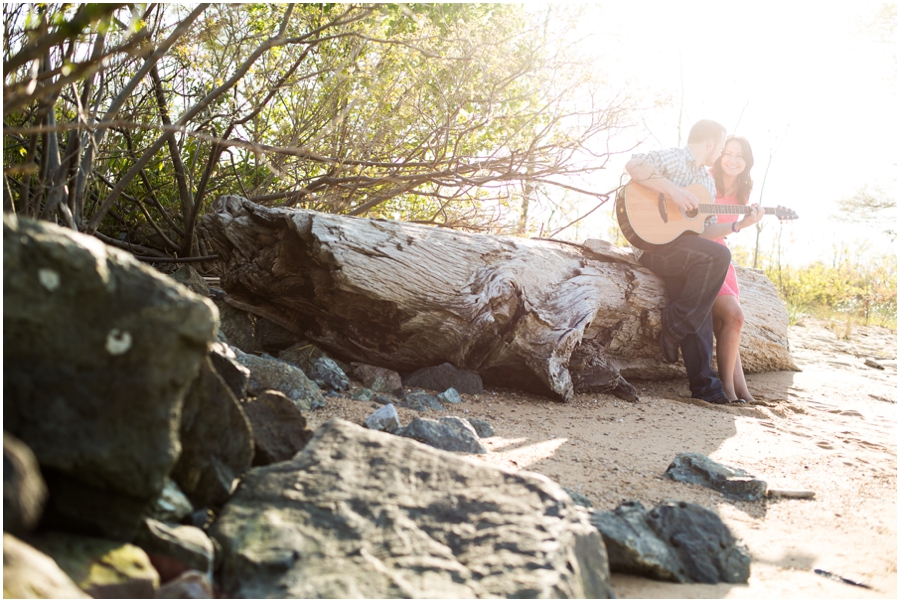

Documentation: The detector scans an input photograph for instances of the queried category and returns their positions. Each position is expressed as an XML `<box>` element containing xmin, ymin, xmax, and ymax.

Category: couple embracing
<box><xmin>623</xmin><ymin>120</ymin><xmax>764</xmax><ymax>405</ymax></box>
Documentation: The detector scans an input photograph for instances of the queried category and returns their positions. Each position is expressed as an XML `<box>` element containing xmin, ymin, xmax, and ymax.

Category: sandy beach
<box><xmin>308</xmin><ymin>318</ymin><xmax>897</xmax><ymax>598</ymax></box>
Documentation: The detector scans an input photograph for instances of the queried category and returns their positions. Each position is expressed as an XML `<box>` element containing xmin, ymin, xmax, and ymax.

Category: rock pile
<box><xmin>4</xmin><ymin>215</ymin><xmax>216</xmax><ymax>539</ymax></box>
<box><xmin>3</xmin><ymin>212</ymin><xmax>753</xmax><ymax>597</ymax></box>
<box><xmin>2</xmin><ymin>214</ymin><xmax>617</xmax><ymax>597</ymax></box>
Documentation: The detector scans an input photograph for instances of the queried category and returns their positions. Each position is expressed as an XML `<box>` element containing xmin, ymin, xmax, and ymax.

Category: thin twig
<box><xmin>133</xmin><ymin>254</ymin><xmax>219</xmax><ymax>264</ymax></box>
<box><xmin>545</xmin><ymin>188</ymin><xmax>618</xmax><ymax>238</ymax></box>
<box><xmin>94</xmin><ymin>230</ymin><xmax>168</xmax><ymax>257</ymax></box>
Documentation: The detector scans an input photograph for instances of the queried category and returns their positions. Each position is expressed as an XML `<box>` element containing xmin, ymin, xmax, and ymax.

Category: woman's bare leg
<box><xmin>732</xmin><ymin>352</ymin><xmax>756</xmax><ymax>403</ymax></box>
<box><xmin>712</xmin><ymin>295</ymin><xmax>743</xmax><ymax>401</ymax></box>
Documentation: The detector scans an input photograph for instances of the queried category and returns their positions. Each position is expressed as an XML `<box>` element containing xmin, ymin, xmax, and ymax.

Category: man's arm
<box><xmin>625</xmin><ymin>157</ymin><xmax>699</xmax><ymax>211</ymax></box>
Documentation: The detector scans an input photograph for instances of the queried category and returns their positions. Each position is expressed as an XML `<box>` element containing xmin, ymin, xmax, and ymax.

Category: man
<box><xmin>624</xmin><ymin>119</ymin><xmax>732</xmax><ymax>405</ymax></box>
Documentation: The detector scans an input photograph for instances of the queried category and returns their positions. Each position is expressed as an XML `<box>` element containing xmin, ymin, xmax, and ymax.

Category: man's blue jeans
<box><xmin>638</xmin><ymin>233</ymin><xmax>731</xmax><ymax>399</ymax></box>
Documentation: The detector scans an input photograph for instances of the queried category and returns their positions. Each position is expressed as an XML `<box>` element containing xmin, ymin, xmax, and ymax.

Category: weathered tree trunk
<box><xmin>199</xmin><ymin>196</ymin><xmax>797</xmax><ymax>402</ymax></box>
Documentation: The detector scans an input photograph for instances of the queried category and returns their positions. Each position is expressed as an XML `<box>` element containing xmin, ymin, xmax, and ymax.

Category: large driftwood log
<box><xmin>199</xmin><ymin>196</ymin><xmax>797</xmax><ymax>402</ymax></box>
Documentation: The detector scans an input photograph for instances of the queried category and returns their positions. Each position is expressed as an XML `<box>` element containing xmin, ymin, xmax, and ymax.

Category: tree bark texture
<box><xmin>199</xmin><ymin>196</ymin><xmax>797</xmax><ymax>402</ymax></box>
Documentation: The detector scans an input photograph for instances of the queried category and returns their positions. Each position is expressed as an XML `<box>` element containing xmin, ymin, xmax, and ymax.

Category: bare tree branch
<box><xmin>3</xmin><ymin>3</ymin><xmax>126</xmax><ymax>74</ymax></box>
<box><xmin>85</xmin><ymin>5</ymin><xmax>373</xmax><ymax>233</ymax></box>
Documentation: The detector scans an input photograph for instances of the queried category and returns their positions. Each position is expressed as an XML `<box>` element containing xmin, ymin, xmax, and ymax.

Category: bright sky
<box><xmin>548</xmin><ymin>2</ymin><xmax>898</xmax><ymax>266</ymax></box>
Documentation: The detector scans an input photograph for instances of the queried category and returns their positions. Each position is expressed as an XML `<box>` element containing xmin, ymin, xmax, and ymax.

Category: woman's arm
<box><xmin>700</xmin><ymin>204</ymin><xmax>764</xmax><ymax>240</ymax></box>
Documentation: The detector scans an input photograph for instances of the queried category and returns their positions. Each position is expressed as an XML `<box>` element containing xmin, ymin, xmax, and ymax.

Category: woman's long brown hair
<box><xmin>713</xmin><ymin>135</ymin><xmax>754</xmax><ymax>205</ymax></box>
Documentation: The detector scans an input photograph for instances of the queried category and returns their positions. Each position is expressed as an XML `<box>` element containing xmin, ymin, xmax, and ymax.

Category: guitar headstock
<box><xmin>775</xmin><ymin>206</ymin><xmax>799</xmax><ymax>221</ymax></box>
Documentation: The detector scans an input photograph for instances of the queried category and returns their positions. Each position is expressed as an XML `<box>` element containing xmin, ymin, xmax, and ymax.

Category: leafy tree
<box><xmin>834</xmin><ymin>182</ymin><xmax>897</xmax><ymax>241</ymax></box>
<box><xmin>4</xmin><ymin>3</ymin><xmax>633</xmax><ymax>264</ymax></box>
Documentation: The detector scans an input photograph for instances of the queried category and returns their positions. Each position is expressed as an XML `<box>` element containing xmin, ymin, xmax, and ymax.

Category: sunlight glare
<box><xmin>489</xmin><ymin>437</ymin><xmax>570</xmax><ymax>469</ymax></box>
<box><xmin>530</xmin><ymin>2</ymin><xmax>897</xmax><ymax>265</ymax></box>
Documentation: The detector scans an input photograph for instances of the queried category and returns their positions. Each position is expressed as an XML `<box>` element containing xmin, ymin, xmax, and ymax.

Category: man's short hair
<box><xmin>687</xmin><ymin>120</ymin><xmax>726</xmax><ymax>144</ymax></box>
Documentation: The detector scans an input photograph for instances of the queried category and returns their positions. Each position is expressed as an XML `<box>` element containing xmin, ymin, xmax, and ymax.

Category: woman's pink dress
<box><xmin>713</xmin><ymin>193</ymin><xmax>740</xmax><ymax>300</ymax></box>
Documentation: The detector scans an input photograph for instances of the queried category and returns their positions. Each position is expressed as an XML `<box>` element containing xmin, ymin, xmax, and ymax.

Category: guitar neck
<box><xmin>697</xmin><ymin>204</ymin><xmax>779</xmax><ymax>216</ymax></box>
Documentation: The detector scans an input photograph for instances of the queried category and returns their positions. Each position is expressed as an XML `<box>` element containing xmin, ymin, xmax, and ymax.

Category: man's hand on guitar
<box><xmin>669</xmin><ymin>187</ymin><xmax>699</xmax><ymax>212</ymax></box>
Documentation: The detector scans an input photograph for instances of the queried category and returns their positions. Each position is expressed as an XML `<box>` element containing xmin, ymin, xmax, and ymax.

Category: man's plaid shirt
<box><xmin>629</xmin><ymin>146</ymin><xmax>716</xmax><ymax>202</ymax></box>
<box><xmin>627</xmin><ymin>146</ymin><xmax>718</xmax><ymax>256</ymax></box>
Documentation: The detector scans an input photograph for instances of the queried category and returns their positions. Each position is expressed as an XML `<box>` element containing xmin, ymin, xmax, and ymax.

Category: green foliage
<box><xmin>760</xmin><ymin>251</ymin><xmax>897</xmax><ymax>329</ymax></box>
<box><xmin>4</xmin><ymin>3</ymin><xmax>633</xmax><ymax>256</ymax></box>
<box><xmin>833</xmin><ymin>184</ymin><xmax>897</xmax><ymax>242</ymax></box>
<box><xmin>154</xmin><ymin>3</ymin><xmax>623</xmax><ymax>229</ymax></box>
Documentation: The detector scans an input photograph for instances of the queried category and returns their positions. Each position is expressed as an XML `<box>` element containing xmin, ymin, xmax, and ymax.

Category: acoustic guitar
<box><xmin>615</xmin><ymin>182</ymin><xmax>799</xmax><ymax>250</ymax></box>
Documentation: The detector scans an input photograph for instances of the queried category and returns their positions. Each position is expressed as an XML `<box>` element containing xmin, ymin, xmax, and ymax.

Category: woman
<box><xmin>701</xmin><ymin>135</ymin><xmax>763</xmax><ymax>403</ymax></box>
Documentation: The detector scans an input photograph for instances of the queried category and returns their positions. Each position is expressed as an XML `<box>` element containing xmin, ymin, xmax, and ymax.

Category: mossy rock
<box><xmin>29</xmin><ymin>532</ymin><xmax>159</xmax><ymax>598</ymax></box>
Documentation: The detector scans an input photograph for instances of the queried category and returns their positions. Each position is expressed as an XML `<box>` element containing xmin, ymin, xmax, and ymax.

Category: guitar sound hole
<box><xmin>684</xmin><ymin>208</ymin><xmax>699</xmax><ymax>218</ymax></box>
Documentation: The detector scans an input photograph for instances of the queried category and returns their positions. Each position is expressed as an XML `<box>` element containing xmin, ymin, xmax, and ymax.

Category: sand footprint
<box><xmin>808</xmin><ymin>402</ymin><xmax>840</xmax><ymax>413</ymax></box>
<box><xmin>839</xmin><ymin>409</ymin><xmax>866</xmax><ymax>418</ymax></box>
<box><xmin>846</xmin><ymin>438</ymin><xmax>885</xmax><ymax>450</ymax></box>
<box><xmin>815</xmin><ymin>440</ymin><xmax>835</xmax><ymax>449</ymax></box>
<box><xmin>785</xmin><ymin>428</ymin><xmax>812</xmax><ymax>438</ymax></box>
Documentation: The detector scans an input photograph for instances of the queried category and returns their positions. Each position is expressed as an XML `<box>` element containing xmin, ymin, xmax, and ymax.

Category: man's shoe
<box><xmin>693</xmin><ymin>392</ymin><xmax>730</xmax><ymax>405</ymax></box>
<box><xmin>658</xmin><ymin>329</ymin><xmax>680</xmax><ymax>364</ymax></box>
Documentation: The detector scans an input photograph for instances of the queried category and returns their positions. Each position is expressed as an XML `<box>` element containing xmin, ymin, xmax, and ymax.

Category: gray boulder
<box><xmin>402</xmin><ymin>391</ymin><xmax>439</xmax><ymax>411</ymax></box>
<box><xmin>353</xmin><ymin>363</ymin><xmax>404</xmax><ymax>396</ymax></box>
<box><xmin>468</xmin><ymin>418</ymin><xmax>495</xmax><ymax>438</ymax></box>
<box><xmin>3</xmin><ymin>431</ymin><xmax>47</xmax><ymax>536</ymax></box>
<box><xmin>171</xmin><ymin>356</ymin><xmax>254</xmax><ymax>510</ymax></box>
<box><xmin>396</xmin><ymin>416</ymin><xmax>487</xmax><ymax>454</ymax></box>
<box><xmin>169</xmin><ymin>264</ymin><xmax>210</xmax><ymax>297</ymax></box>
<box><xmin>210</xmin><ymin>419</ymin><xmax>613</xmax><ymax>598</ymax></box>
<box><xmin>188</xmin><ymin>508</ymin><xmax>213</xmax><ymax>531</ymax></box>
<box><xmin>134</xmin><ymin>518</ymin><xmax>215</xmax><ymax>583</ymax></box>
<box><xmin>146</xmin><ymin>477</ymin><xmax>194</xmax><ymax>524</ymax></box>
<box><xmin>210</xmin><ymin>295</ymin><xmax>298</xmax><ymax>355</ymax></box>
<box><xmin>38</xmin><ymin>474</ymin><xmax>156</xmax><ymax>542</ymax></box>
<box><xmin>349</xmin><ymin>387</ymin><xmax>375</xmax><ymax>401</ymax></box>
<box><xmin>664</xmin><ymin>452</ymin><xmax>768</xmax><ymax>501</ymax></box>
<box><xmin>563</xmin><ymin>487</ymin><xmax>593</xmax><ymax>508</ymax></box>
<box><xmin>591</xmin><ymin>500</ymin><xmax>750</xmax><ymax>584</ymax></box>
<box><xmin>374</xmin><ymin>393</ymin><xmax>396</xmax><ymax>405</ymax></box>
<box><xmin>213</xmin><ymin>300</ymin><xmax>259</xmax><ymax>353</ymax></box>
<box><xmin>311</xmin><ymin>357</ymin><xmax>350</xmax><ymax>391</ymax></box>
<box><xmin>234</xmin><ymin>350</ymin><xmax>325</xmax><ymax>411</ymax></box>
<box><xmin>401</xmin><ymin>389</ymin><xmax>445</xmax><ymax>411</ymax></box>
<box><xmin>241</xmin><ymin>390</ymin><xmax>314</xmax><ymax>466</ymax></box>
<box><xmin>2</xmin><ymin>533</ymin><xmax>89</xmax><ymax>599</ymax></box>
<box><xmin>277</xmin><ymin>340</ymin><xmax>322</xmax><ymax>373</ymax></box>
<box><xmin>436</xmin><ymin>387</ymin><xmax>463</xmax><ymax>405</ymax></box>
<box><xmin>3</xmin><ymin>215</ymin><xmax>216</xmax><ymax>538</ymax></box>
<box><xmin>364</xmin><ymin>403</ymin><xmax>401</xmax><ymax>432</ymax></box>
<box><xmin>156</xmin><ymin>570</ymin><xmax>214</xmax><ymax>599</ymax></box>
<box><xmin>209</xmin><ymin>342</ymin><xmax>250</xmax><ymax>401</ymax></box>
<box><xmin>255</xmin><ymin>316</ymin><xmax>299</xmax><ymax>352</ymax></box>
<box><xmin>403</xmin><ymin>362</ymin><xmax>484</xmax><ymax>395</ymax></box>
<box><xmin>278</xmin><ymin>340</ymin><xmax>352</xmax><ymax>377</ymax></box>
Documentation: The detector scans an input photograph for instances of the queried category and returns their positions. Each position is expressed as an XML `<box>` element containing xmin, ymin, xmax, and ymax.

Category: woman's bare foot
<box><xmin>736</xmin><ymin>389</ymin><xmax>756</xmax><ymax>403</ymax></box>
<box><xmin>723</xmin><ymin>387</ymin><xmax>743</xmax><ymax>403</ymax></box>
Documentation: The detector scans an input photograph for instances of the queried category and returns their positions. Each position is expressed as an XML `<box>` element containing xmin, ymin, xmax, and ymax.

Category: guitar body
<box><xmin>616</xmin><ymin>182</ymin><xmax>712</xmax><ymax>250</ymax></box>
<box><xmin>616</xmin><ymin>181</ymin><xmax>798</xmax><ymax>250</ymax></box>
